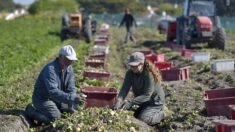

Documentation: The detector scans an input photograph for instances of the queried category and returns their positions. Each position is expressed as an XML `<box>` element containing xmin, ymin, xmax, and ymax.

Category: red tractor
<box><xmin>167</xmin><ymin>0</ymin><xmax>227</xmax><ymax>50</ymax></box>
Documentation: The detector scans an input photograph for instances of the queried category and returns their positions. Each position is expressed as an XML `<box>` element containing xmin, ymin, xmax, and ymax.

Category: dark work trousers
<box><xmin>134</xmin><ymin>105</ymin><xmax>165</xmax><ymax>125</ymax></box>
<box><xmin>33</xmin><ymin>100</ymin><xmax>62</xmax><ymax>122</ymax></box>
<box><xmin>31</xmin><ymin>100</ymin><xmax>77</xmax><ymax>123</ymax></box>
<box><xmin>125</xmin><ymin>27</ymin><xmax>135</xmax><ymax>43</ymax></box>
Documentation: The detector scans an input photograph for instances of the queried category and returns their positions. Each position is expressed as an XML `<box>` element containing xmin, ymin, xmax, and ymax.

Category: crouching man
<box><xmin>25</xmin><ymin>45</ymin><xmax>85</xmax><ymax>125</ymax></box>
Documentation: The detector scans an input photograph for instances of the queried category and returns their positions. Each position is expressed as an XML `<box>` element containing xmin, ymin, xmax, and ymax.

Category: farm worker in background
<box><xmin>25</xmin><ymin>45</ymin><xmax>86</xmax><ymax>125</ymax></box>
<box><xmin>119</xmin><ymin>8</ymin><xmax>137</xmax><ymax>44</ymax></box>
<box><xmin>62</xmin><ymin>12</ymin><xmax>69</xmax><ymax>27</ymax></box>
<box><xmin>113</xmin><ymin>52</ymin><xmax>166</xmax><ymax>125</ymax></box>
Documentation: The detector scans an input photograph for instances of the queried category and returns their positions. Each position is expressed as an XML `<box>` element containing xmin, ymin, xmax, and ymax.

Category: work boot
<box><xmin>25</xmin><ymin>104</ymin><xmax>51</xmax><ymax>126</ymax></box>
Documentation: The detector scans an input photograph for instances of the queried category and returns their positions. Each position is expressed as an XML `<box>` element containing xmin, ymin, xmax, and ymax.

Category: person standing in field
<box><xmin>119</xmin><ymin>8</ymin><xmax>137</xmax><ymax>44</ymax></box>
<box><xmin>113</xmin><ymin>52</ymin><xmax>166</xmax><ymax>125</ymax></box>
<box><xmin>25</xmin><ymin>45</ymin><xmax>86</xmax><ymax>125</ymax></box>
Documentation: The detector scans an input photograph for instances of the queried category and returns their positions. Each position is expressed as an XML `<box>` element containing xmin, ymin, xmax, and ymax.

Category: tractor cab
<box><xmin>69</xmin><ymin>13</ymin><xmax>82</xmax><ymax>28</ymax></box>
<box><xmin>68</xmin><ymin>13</ymin><xmax>82</xmax><ymax>33</ymax></box>
<box><xmin>167</xmin><ymin>0</ymin><xmax>226</xmax><ymax>50</ymax></box>
<box><xmin>187</xmin><ymin>1</ymin><xmax>215</xmax><ymax>16</ymax></box>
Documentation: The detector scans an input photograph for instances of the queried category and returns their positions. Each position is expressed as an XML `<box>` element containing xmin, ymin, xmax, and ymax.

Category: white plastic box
<box><xmin>211</xmin><ymin>59</ymin><xmax>234</xmax><ymax>72</ymax></box>
<box><xmin>192</xmin><ymin>52</ymin><xmax>210</xmax><ymax>62</ymax></box>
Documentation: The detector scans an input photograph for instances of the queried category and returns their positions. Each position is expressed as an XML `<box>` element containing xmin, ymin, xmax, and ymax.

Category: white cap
<box><xmin>59</xmin><ymin>45</ymin><xmax>78</xmax><ymax>61</ymax></box>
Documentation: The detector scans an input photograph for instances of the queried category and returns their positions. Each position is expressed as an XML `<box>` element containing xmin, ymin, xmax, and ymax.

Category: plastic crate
<box><xmin>94</xmin><ymin>39</ymin><xmax>107</xmax><ymax>46</ymax></box>
<box><xmin>93</xmin><ymin>45</ymin><xmax>109</xmax><ymax>54</ymax></box>
<box><xmin>155</xmin><ymin>62</ymin><xmax>173</xmax><ymax>70</ymax></box>
<box><xmin>85</xmin><ymin>59</ymin><xmax>105</xmax><ymax>68</ymax></box>
<box><xmin>160</xmin><ymin>66</ymin><xmax>190</xmax><ymax>81</ymax></box>
<box><xmin>192</xmin><ymin>52</ymin><xmax>210</xmax><ymax>62</ymax></box>
<box><xmin>83</xmin><ymin>69</ymin><xmax>111</xmax><ymax>81</ymax></box>
<box><xmin>214</xmin><ymin>120</ymin><xmax>235</xmax><ymax>132</ymax></box>
<box><xmin>229</xmin><ymin>105</ymin><xmax>235</xmax><ymax>119</ymax></box>
<box><xmin>145</xmin><ymin>53</ymin><xmax>165</xmax><ymax>63</ymax></box>
<box><xmin>211</xmin><ymin>59</ymin><xmax>234</xmax><ymax>72</ymax></box>
<box><xmin>181</xmin><ymin>49</ymin><xmax>193</xmax><ymax>57</ymax></box>
<box><xmin>205</xmin><ymin>88</ymin><xmax>235</xmax><ymax>99</ymax></box>
<box><xmin>98</xmin><ymin>29</ymin><xmax>109</xmax><ymax>35</ymax></box>
<box><xmin>80</xmin><ymin>86</ymin><xmax>117</xmax><ymax>108</ymax></box>
<box><xmin>140</xmin><ymin>50</ymin><xmax>151</xmax><ymax>56</ymax></box>
<box><xmin>88</xmin><ymin>55</ymin><xmax>106</xmax><ymax>61</ymax></box>
<box><xmin>204</xmin><ymin>88</ymin><xmax>235</xmax><ymax>117</ymax></box>
<box><xmin>97</xmin><ymin>34</ymin><xmax>109</xmax><ymax>41</ymax></box>
<box><xmin>90</xmin><ymin>52</ymin><xmax>106</xmax><ymax>58</ymax></box>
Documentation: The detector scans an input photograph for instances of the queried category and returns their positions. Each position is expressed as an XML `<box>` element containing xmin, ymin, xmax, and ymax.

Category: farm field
<box><xmin>0</xmin><ymin>12</ymin><xmax>235</xmax><ymax>132</ymax></box>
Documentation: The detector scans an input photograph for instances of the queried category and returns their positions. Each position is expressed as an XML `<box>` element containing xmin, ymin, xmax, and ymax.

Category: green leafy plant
<box><xmin>51</xmin><ymin>108</ymin><xmax>139</xmax><ymax>131</ymax></box>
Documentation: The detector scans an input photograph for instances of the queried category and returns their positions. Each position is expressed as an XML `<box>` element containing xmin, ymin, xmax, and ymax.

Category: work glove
<box><xmin>122</xmin><ymin>100</ymin><xmax>133</xmax><ymax>110</ymax></box>
<box><xmin>113</xmin><ymin>98</ymin><xmax>122</xmax><ymax>110</ymax></box>
<box><xmin>74</xmin><ymin>93</ymin><xmax>86</xmax><ymax>104</ymax></box>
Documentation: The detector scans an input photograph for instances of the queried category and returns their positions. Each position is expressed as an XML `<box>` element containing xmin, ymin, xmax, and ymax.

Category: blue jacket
<box><xmin>32</xmin><ymin>58</ymin><xmax>77</xmax><ymax>105</ymax></box>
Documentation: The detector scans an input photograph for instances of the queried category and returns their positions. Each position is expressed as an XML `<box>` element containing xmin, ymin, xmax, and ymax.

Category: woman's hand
<box><xmin>122</xmin><ymin>100</ymin><xmax>133</xmax><ymax>110</ymax></box>
<box><xmin>113</xmin><ymin>98</ymin><xmax>123</xmax><ymax>110</ymax></box>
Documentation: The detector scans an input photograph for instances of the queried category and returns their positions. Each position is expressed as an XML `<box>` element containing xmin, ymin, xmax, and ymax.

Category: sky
<box><xmin>13</xmin><ymin>0</ymin><xmax>35</xmax><ymax>5</ymax></box>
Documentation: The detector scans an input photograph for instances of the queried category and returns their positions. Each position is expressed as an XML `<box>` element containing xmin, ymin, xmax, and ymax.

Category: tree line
<box><xmin>0</xmin><ymin>0</ymin><xmax>234</xmax><ymax>16</ymax></box>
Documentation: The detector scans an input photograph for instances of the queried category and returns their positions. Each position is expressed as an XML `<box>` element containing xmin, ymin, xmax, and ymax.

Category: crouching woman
<box><xmin>113</xmin><ymin>52</ymin><xmax>165</xmax><ymax>125</ymax></box>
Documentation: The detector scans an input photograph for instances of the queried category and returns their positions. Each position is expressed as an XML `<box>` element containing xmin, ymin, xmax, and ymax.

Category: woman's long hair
<box><xmin>144</xmin><ymin>59</ymin><xmax>161</xmax><ymax>84</ymax></box>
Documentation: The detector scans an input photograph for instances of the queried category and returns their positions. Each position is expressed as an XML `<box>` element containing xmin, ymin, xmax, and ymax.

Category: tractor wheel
<box><xmin>212</xmin><ymin>28</ymin><xmax>226</xmax><ymax>50</ymax></box>
<box><xmin>184</xmin><ymin>40</ymin><xmax>191</xmax><ymax>49</ymax></box>
<box><xmin>166</xmin><ymin>36</ymin><xmax>174</xmax><ymax>42</ymax></box>
<box><xmin>91</xmin><ymin>20</ymin><xmax>97</xmax><ymax>35</ymax></box>
<box><xmin>208</xmin><ymin>41</ymin><xmax>215</xmax><ymax>48</ymax></box>
<box><xmin>84</xmin><ymin>19</ymin><xmax>92</xmax><ymax>43</ymax></box>
<box><xmin>176</xmin><ymin>17</ymin><xmax>185</xmax><ymax>45</ymax></box>
<box><xmin>60</xmin><ymin>28</ymin><xmax>69</xmax><ymax>41</ymax></box>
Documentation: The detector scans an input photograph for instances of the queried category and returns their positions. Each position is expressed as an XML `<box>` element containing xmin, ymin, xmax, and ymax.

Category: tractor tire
<box><xmin>208</xmin><ymin>41</ymin><xmax>215</xmax><ymax>48</ymax></box>
<box><xmin>60</xmin><ymin>28</ymin><xmax>69</xmax><ymax>41</ymax></box>
<box><xmin>91</xmin><ymin>20</ymin><xmax>97</xmax><ymax>35</ymax></box>
<box><xmin>166</xmin><ymin>36</ymin><xmax>174</xmax><ymax>42</ymax></box>
<box><xmin>185</xmin><ymin>40</ymin><xmax>191</xmax><ymax>49</ymax></box>
<box><xmin>84</xmin><ymin>19</ymin><xmax>92</xmax><ymax>43</ymax></box>
<box><xmin>176</xmin><ymin>16</ymin><xmax>184</xmax><ymax>45</ymax></box>
<box><xmin>210</xmin><ymin>28</ymin><xmax>226</xmax><ymax>50</ymax></box>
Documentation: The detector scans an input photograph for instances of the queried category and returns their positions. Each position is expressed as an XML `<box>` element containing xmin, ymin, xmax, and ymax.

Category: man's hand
<box><xmin>74</xmin><ymin>93</ymin><xmax>86</xmax><ymax>104</ymax></box>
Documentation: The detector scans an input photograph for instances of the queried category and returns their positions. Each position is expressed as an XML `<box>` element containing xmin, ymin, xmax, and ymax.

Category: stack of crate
<box><xmin>203</xmin><ymin>88</ymin><xmax>235</xmax><ymax>132</ymax></box>
<box><xmin>140</xmin><ymin>50</ymin><xmax>190</xmax><ymax>81</ymax></box>
<box><xmin>81</xmin><ymin>24</ymin><xmax>117</xmax><ymax>108</ymax></box>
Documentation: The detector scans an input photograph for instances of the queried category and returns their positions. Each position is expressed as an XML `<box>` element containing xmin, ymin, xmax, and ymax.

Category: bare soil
<box><xmin>108</xmin><ymin>28</ymin><xmax>235</xmax><ymax>131</ymax></box>
<box><xmin>0</xmin><ymin>27</ymin><xmax>234</xmax><ymax>132</ymax></box>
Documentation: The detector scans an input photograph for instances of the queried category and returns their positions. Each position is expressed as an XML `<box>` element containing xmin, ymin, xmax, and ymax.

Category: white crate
<box><xmin>211</xmin><ymin>59</ymin><xmax>234</xmax><ymax>72</ymax></box>
<box><xmin>192</xmin><ymin>52</ymin><xmax>210</xmax><ymax>62</ymax></box>
<box><xmin>93</xmin><ymin>45</ymin><xmax>109</xmax><ymax>54</ymax></box>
